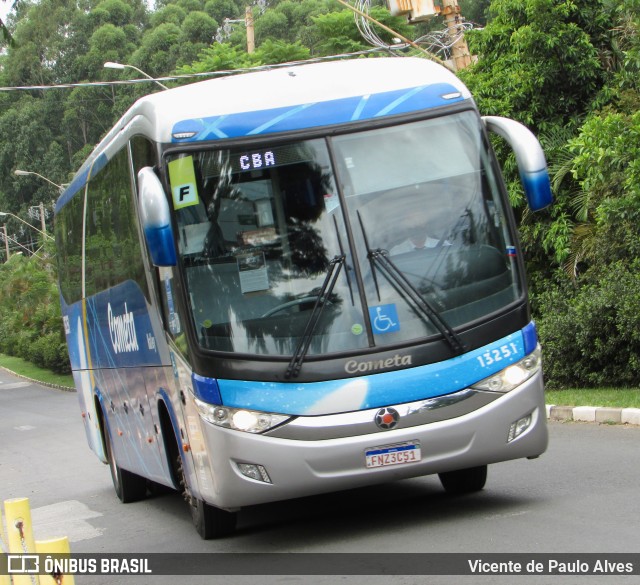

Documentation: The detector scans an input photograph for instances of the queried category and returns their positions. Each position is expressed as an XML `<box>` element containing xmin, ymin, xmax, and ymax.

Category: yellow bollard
<box><xmin>4</xmin><ymin>497</ymin><xmax>39</xmax><ymax>585</ymax></box>
<box><xmin>0</xmin><ymin>501</ymin><xmax>6</xmax><ymax>546</ymax></box>
<box><xmin>0</xmin><ymin>504</ymin><xmax>11</xmax><ymax>585</ymax></box>
<box><xmin>36</xmin><ymin>537</ymin><xmax>75</xmax><ymax>585</ymax></box>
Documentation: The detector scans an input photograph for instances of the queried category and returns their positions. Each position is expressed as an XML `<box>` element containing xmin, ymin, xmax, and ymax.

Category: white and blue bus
<box><xmin>55</xmin><ymin>56</ymin><xmax>552</xmax><ymax>539</ymax></box>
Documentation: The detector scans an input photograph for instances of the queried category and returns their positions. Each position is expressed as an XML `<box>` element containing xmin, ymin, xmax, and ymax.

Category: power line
<box><xmin>0</xmin><ymin>48</ymin><xmax>405</xmax><ymax>92</ymax></box>
<box><xmin>0</xmin><ymin>75</ymin><xmax>200</xmax><ymax>92</ymax></box>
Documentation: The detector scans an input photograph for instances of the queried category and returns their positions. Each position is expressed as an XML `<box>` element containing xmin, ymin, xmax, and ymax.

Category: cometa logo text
<box><xmin>345</xmin><ymin>354</ymin><xmax>412</xmax><ymax>374</ymax></box>
<box><xmin>108</xmin><ymin>303</ymin><xmax>139</xmax><ymax>354</ymax></box>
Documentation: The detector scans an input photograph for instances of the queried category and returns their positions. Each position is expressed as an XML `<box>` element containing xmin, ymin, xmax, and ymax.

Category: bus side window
<box><xmin>130</xmin><ymin>136</ymin><xmax>180</xmax><ymax>346</ymax></box>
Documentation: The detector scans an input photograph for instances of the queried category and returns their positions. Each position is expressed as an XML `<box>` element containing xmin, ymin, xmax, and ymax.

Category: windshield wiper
<box><xmin>285</xmin><ymin>254</ymin><xmax>345</xmax><ymax>379</ymax></box>
<box><xmin>357</xmin><ymin>212</ymin><xmax>465</xmax><ymax>355</ymax></box>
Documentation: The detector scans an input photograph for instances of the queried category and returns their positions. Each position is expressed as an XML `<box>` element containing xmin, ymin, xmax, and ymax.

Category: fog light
<box><xmin>236</xmin><ymin>462</ymin><xmax>272</xmax><ymax>483</ymax></box>
<box><xmin>508</xmin><ymin>413</ymin><xmax>532</xmax><ymax>442</ymax></box>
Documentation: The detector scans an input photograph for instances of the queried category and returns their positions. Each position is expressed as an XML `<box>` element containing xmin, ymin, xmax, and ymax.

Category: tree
<box><xmin>129</xmin><ymin>22</ymin><xmax>181</xmax><ymax>76</ymax></box>
<box><xmin>305</xmin><ymin>7</ymin><xmax>412</xmax><ymax>56</ymax></box>
<box><xmin>0</xmin><ymin>253</ymin><xmax>69</xmax><ymax>374</ymax></box>
<box><xmin>204</xmin><ymin>0</ymin><xmax>240</xmax><ymax>25</ymax></box>
<box><xmin>460</xmin><ymin>0</ymin><xmax>612</xmax><ymax>133</ymax></box>
<box><xmin>1</xmin><ymin>0</ymin><xmax>17</xmax><ymax>46</ymax></box>
<box><xmin>254</xmin><ymin>9</ymin><xmax>290</xmax><ymax>45</ymax></box>
<box><xmin>77</xmin><ymin>23</ymin><xmax>136</xmax><ymax>76</ymax></box>
<box><xmin>252</xmin><ymin>38</ymin><xmax>310</xmax><ymax>64</ymax></box>
<box><xmin>458</xmin><ymin>0</ymin><xmax>491</xmax><ymax>26</ymax></box>
<box><xmin>177</xmin><ymin>41</ymin><xmax>251</xmax><ymax>73</ymax></box>
<box><xmin>177</xmin><ymin>11</ymin><xmax>219</xmax><ymax>66</ymax></box>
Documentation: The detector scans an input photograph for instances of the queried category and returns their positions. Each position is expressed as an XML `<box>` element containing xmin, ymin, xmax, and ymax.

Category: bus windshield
<box><xmin>169</xmin><ymin>110</ymin><xmax>523</xmax><ymax>358</ymax></box>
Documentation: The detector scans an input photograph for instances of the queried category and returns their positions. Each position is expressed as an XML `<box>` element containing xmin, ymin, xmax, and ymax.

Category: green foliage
<box><xmin>458</xmin><ymin>0</ymin><xmax>640</xmax><ymax>387</ymax></box>
<box><xmin>182</xmin><ymin>11</ymin><xmax>218</xmax><ymax>45</ymax></box>
<box><xmin>306</xmin><ymin>8</ymin><xmax>412</xmax><ymax>56</ymax></box>
<box><xmin>178</xmin><ymin>42</ymin><xmax>252</xmax><ymax>73</ymax></box>
<box><xmin>309</xmin><ymin>10</ymin><xmax>369</xmax><ymax>55</ymax></box>
<box><xmin>534</xmin><ymin>262</ymin><xmax>640</xmax><ymax>388</ymax></box>
<box><xmin>252</xmin><ymin>38</ymin><xmax>310</xmax><ymax>64</ymax></box>
<box><xmin>204</xmin><ymin>0</ymin><xmax>240</xmax><ymax>24</ymax></box>
<box><xmin>150</xmin><ymin>3</ymin><xmax>187</xmax><ymax>27</ymax></box>
<box><xmin>130</xmin><ymin>22</ymin><xmax>182</xmax><ymax>76</ymax></box>
<box><xmin>254</xmin><ymin>9</ymin><xmax>290</xmax><ymax>45</ymax></box>
<box><xmin>461</xmin><ymin>0</ymin><xmax>611</xmax><ymax>132</ymax></box>
<box><xmin>91</xmin><ymin>0</ymin><xmax>136</xmax><ymax>28</ymax></box>
<box><xmin>565</xmin><ymin>110</ymin><xmax>640</xmax><ymax>266</ymax></box>
<box><xmin>0</xmin><ymin>255</ymin><xmax>69</xmax><ymax>374</ymax></box>
<box><xmin>459</xmin><ymin>0</ymin><xmax>491</xmax><ymax>26</ymax></box>
<box><xmin>79</xmin><ymin>24</ymin><xmax>136</xmax><ymax>76</ymax></box>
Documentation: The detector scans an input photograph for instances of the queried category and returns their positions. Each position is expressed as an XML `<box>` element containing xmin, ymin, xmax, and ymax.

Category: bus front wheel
<box><xmin>173</xmin><ymin>452</ymin><xmax>237</xmax><ymax>539</ymax></box>
<box><xmin>438</xmin><ymin>465</ymin><xmax>487</xmax><ymax>495</ymax></box>
<box><xmin>190</xmin><ymin>497</ymin><xmax>237</xmax><ymax>540</ymax></box>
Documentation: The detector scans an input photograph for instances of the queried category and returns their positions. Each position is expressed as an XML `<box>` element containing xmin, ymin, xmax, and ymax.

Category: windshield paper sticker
<box><xmin>323</xmin><ymin>192</ymin><xmax>340</xmax><ymax>213</ymax></box>
<box><xmin>168</xmin><ymin>156</ymin><xmax>199</xmax><ymax>209</ymax></box>
<box><xmin>238</xmin><ymin>252</ymin><xmax>269</xmax><ymax>294</ymax></box>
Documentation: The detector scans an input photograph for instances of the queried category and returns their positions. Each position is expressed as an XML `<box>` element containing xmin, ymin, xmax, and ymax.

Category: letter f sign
<box><xmin>172</xmin><ymin>182</ymin><xmax>198</xmax><ymax>209</ymax></box>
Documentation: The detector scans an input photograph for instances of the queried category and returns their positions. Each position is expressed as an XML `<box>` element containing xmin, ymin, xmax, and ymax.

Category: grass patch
<box><xmin>546</xmin><ymin>387</ymin><xmax>640</xmax><ymax>408</ymax></box>
<box><xmin>0</xmin><ymin>354</ymin><xmax>74</xmax><ymax>389</ymax></box>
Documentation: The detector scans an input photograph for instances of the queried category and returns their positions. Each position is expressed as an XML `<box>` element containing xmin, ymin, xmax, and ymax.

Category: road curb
<box><xmin>0</xmin><ymin>365</ymin><xmax>75</xmax><ymax>392</ymax></box>
<box><xmin>546</xmin><ymin>404</ymin><xmax>640</xmax><ymax>425</ymax></box>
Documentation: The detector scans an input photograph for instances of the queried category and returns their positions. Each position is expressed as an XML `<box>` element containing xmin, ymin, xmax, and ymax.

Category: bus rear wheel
<box><xmin>104</xmin><ymin>426</ymin><xmax>147</xmax><ymax>503</ymax></box>
<box><xmin>438</xmin><ymin>465</ymin><xmax>487</xmax><ymax>495</ymax></box>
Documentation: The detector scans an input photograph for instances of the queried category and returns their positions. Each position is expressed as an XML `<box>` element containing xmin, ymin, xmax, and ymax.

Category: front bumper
<box><xmin>197</xmin><ymin>370</ymin><xmax>547</xmax><ymax>509</ymax></box>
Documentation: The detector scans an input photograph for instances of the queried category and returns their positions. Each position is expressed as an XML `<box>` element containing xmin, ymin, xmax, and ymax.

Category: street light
<box><xmin>14</xmin><ymin>169</ymin><xmax>64</xmax><ymax>192</ymax></box>
<box><xmin>0</xmin><ymin>211</ymin><xmax>53</xmax><ymax>240</ymax></box>
<box><xmin>103</xmin><ymin>61</ymin><xmax>169</xmax><ymax>90</ymax></box>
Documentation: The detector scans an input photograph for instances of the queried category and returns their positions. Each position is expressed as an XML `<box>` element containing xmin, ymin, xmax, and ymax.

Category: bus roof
<box><xmin>56</xmin><ymin>57</ymin><xmax>471</xmax><ymax>212</ymax></box>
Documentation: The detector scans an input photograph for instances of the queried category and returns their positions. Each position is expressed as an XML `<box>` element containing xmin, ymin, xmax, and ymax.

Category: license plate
<box><xmin>365</xmin><ymin>441</ymin><xmax>421</xmax><ymax>468</ymax></box>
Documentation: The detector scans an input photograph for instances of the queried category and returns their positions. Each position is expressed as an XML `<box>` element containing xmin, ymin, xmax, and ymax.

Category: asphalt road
<box><xmin>1</xmin><ymin>369</ymin><xmax>638</xmax><ymax>585</ymax></box>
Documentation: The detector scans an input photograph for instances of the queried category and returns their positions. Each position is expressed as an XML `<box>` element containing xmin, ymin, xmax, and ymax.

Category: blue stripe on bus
<box><xmin>215</xmin><ymin>325</ymin><xmax>535</xmax><ymax>416</ymax></box>
<box><xmin>171</xmin><ymin>83</ymin><xmax>465</xmax><ymax>143</ymax></box>
<box><xmin>522</xmin><ymin>321</ymin><xmax>538</xmax><ymax>354</ymax></box>
<box><xmin>62</xmin><ymin>280</ymin><xmax>163</xmax><ymax>370</ymax></box>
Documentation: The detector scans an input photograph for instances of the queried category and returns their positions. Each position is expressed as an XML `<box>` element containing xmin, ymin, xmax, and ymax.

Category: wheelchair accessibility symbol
<box><xmin>369</xmin><ymin>304</ymin><xmax>401</xmax><ymax>334</ymax></box>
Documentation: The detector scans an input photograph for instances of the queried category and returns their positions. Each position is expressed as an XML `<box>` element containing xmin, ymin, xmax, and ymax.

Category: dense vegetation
<box><xmin>0</xmin><ymin>0</ymin><xmax>639</xmax><ymax>386</ymax></box>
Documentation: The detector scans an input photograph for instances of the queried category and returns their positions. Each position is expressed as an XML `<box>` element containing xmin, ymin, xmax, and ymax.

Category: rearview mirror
<box><xmin>483</xmin><ymin>116</ymin><xmax>553</xmax><ymax>211</ymax></box>
<box><xmin>138</xmin><ymin>167</ymin><xmax>177</xmax><ymax>266</ymax></box>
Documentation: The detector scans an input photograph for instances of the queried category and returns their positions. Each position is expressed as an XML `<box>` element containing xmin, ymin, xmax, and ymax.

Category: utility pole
<box><xmin>385</xmin><ymin>0</ymin><xmax>471</xmax><ymax>71</ymax></box>
<box><xmin>39</xmin><ymin>202</ymin><xmax>47</xmax><ymax>236</ymax></box>
<box><xmin>441</xmin><ymin>0</ymin><xmax>471</xmax><ymax>71</ymax></box>
<box><xmin>245</xmin><ymin>6</ymin><xmax>255</xmax><ymax>54</ymax></box>
<box><xmin>1</xmin><ymin>225</ymin><xmax>9</xmax><ymax>261</ymax></box>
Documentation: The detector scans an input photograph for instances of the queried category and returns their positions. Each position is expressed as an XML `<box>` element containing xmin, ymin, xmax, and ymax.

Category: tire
<box><xmin>104</xmin><ymin>426</ymin><xmax>148</xmax><ymax>503</ymax></box>
<box><xmin>438</xmin><ymin>465</ymin><xmax>487</xmax><ymax>495</ymax></box>
<box><xmin>170</xmin><ymin>446</ymin><xmax>237</xmax><ymax>540</ymax></box>
<box><xmin>190</xmin><ymin>497</ymin><xmax>237</xmax><ymax>540</ymax></box>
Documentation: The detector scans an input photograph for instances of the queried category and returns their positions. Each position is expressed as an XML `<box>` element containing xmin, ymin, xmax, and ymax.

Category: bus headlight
<box><xmin>194</xmin><ymin>399</ymin><xmax>291</xmax><ymax>433</ymax></box>
<box><xmin>471</xmin><ymin>345</ymin><xmax>542</xmax><ymax>393</ymax></box>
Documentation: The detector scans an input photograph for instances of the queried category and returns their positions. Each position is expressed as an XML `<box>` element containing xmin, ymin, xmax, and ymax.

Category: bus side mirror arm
<box><xmin>138</xmin><ymin>167</ymin><xmax>178</xmax><ymax>266</ymax></box>
<box><xmin>482</xmin><ymin>116</ymin><xmax>553</xmax><ymax>211</ymax></box>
